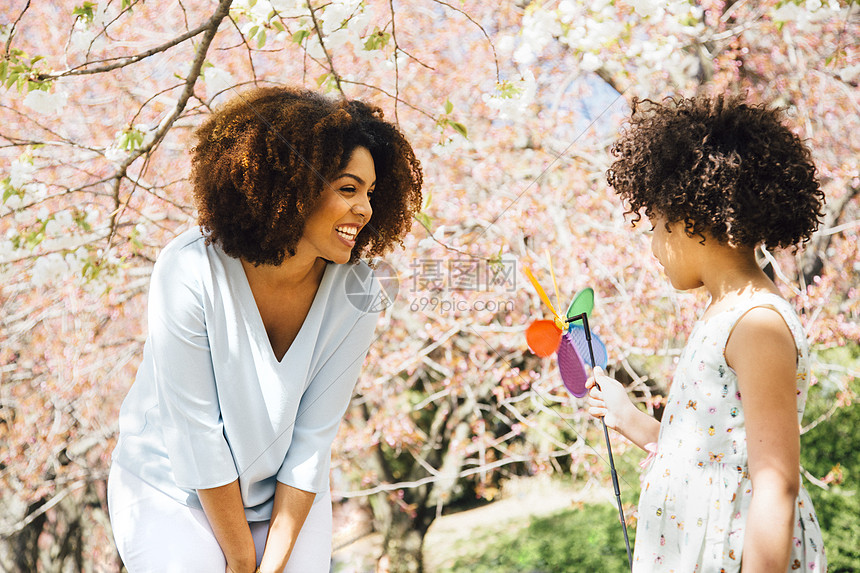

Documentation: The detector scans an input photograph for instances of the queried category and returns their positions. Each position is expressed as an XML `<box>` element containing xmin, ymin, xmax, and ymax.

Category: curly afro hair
<box><xmin>606</xmin><ymin>95</ymin><xmax>824</xmax><ymax>249</ymax></box>
<box><xmin>191</xmin><ymin>86</ymin><xmax>423</xmax><ymax>265</ymax></box>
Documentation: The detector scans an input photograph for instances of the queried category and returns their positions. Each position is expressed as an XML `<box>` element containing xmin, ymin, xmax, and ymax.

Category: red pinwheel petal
<box><xmin>526</xmin><ymin>320</ymin><xmax>562</xmax><ymax>357</ymax></box>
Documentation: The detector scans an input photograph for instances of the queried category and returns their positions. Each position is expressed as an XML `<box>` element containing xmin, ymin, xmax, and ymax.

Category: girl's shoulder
<box><xmin>700</xmin><ymin>291</ymin><xmax>808</xmax><ymax>360</ymax></box>
<box><xmin>700</xmin><ymin>291</ymin><xmax>798</xmax><ymax>327</ymax></box>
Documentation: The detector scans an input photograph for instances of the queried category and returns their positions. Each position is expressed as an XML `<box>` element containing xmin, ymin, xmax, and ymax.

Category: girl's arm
<box><xmin>197</xmin><ymin>481</ymin><xmax>257</xmax><ymax>573</ymax></box>
<box><xmin>727</xmin><ymin>307</ymin><xmax>800</xmax><ymax>572</ymax></box>
<box><xmin>585</xmin><ymin>367</ymin><xmax>661</xmax><ymax>450</ymax></box>
<box><xmin>257</xmin><ymin>483</ymin><xmax>316</xmax><ymax>572</ymax></box>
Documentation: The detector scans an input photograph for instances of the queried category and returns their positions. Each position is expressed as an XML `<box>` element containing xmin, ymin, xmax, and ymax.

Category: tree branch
<box><xmin>307</xmin><ymin>1</ymin><xmax>345</xmax><ymax>97</ymax></box>
<box><xmin>36</xmin><ymin>6</ymin><xmax>222</xmax><ymax>81</ymax></box>
<box><xmin>430</xmin><ymin>0</ymin><xmax>500</xmax><ymax>83</ymax></box>
<box><xmin>3</xmin><ymin>0</ymin><xmax>31</xmax><ymax>59</ymax></box>
<box><xmin>105</xmin><ymin>0</ymin><xmax>233</xmax><ymax>249</ymax></box>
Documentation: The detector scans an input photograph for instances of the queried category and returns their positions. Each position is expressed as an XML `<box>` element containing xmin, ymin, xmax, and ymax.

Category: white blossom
<box><xmin>580</xmin><ymin>52</ymin><xmax>602</xmax><ymax>72</ymax></box>
<box><xmin>322</xmin><ymin>0</ymin><xmax>361</xmax><ymax>35</ymax></box>
<box><xmin>202</xmin><ymin>66</ymin><xmax>235</xmax><ymax>101</ymax></box>
<box><xmin>9</xmin><ymin>157</ymin><xmax>36</xmax><ymax>189</ymax></box>
<box><xmin>516</xmin><ymin>9</ymin><xmax>562</xmax><ymax>65</ymax></box>
<box><xmin>839</xmin><ymin>64</ymin><xmax>860</xmax><ymax>84</ymax></box>
<box><xmin>4</xmin><ymin>194</ymin><xmax>23</xmax><ymax>210</ymax></box>
<box><xmin>0</xmin><ymin>239</ymin><xmax>16</xmax><ymax>262</ymax></box>
<box><xmin>628</xmin><ymin>0</ymin><xmax>665</xmax><ymax>19</ymax></box>
<box><xmin>269</xmin><ymin>0</ymin><xmax>307</xmax><ymax>18</ymax></box>
<box><xmin>44</xmin><ymin>219</ymin><xmax>61</xmax><ymax>238</ymax></box>
<box><xmin>323</xmin><ymin>28</ymin><xmax>353</xmax><ymax>52</ymax></box>
<box><xmin>31</xmin><ymin>253</ymin><xmax>70</xmax><ymax>287</ymax></box>
<box><xmin>247</xmin><ymin>0</ymin><xmax>276</xmax><ymax>24</ymax></box>
<box><xmin>346</xmin><ymin>8</ymin><xmax>373</xmax><ymax>38</ymax></box>
<box><xmin>305</xmin><ymin>35</ymin><xmax>327</xmax><ymax>59</ymax></box>
<box><xmin>482</xmin><ymin>70</ymin><xmax>537</xmax><ymax>121</ymax></box>
<box><xmin>23</xmin><ymin>89</ymin><xmax>68</xmax><ymax>115</ymax></box>
<box><xmin>104</xmin><ymin>146</ymin><xmax>127</xmax><ymax>163</ymax></box>
<box><xmin>69</xmin><ymin>2</ymin><xmax>109</xmax><ymax>51</ymax></box>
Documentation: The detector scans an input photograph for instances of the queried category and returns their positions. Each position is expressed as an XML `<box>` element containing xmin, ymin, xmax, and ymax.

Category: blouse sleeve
<box><xmin>277</xmin><ymin>308</ymin><xmax>379</xmax><ymax>492</ymax></box>
<box><xmin>148</xmin><ymin>245</ymin><xmax>238</xmax><ymax>490</ymax></box>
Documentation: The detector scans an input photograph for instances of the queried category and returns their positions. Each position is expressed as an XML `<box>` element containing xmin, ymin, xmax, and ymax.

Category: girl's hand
<box><xmin>585</xmin><ymin>366</ymin><xmax>635</xmax><ymax>432</ymax></box>
<box><xmin>585</xmin><ymin>367</ymin><xmax>661</xmax><ymax>450</ymax></box>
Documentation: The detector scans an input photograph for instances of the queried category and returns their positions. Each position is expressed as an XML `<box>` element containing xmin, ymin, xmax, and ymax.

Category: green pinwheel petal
<box><xmin>565</xmin><ymin>287</ymin><xmax>594</xmax><ymax>320</ymax></box>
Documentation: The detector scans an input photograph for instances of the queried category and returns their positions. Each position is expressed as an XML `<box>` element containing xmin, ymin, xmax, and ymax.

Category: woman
<box><xmin>108</xmin><ymin>86</ymin><xmax>423</xmax><ymax>572</ymax></box>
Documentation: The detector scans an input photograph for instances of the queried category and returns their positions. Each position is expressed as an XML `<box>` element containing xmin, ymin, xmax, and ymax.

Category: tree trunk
<box><xmin>371</xmin><ymin>492</ymin><xmax>429</xmax><ymax>573</ymax></box>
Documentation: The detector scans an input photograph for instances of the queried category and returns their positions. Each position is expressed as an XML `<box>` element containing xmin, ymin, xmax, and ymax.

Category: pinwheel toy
<box><xmin>522</xmin><ymin>258</ymin><xmax>633</xmax><ymax>570</ymax></box>
<box><xmin>523</xmin><ymin>269</ymin><xmax>608</xmax><ymax>398</ymax></box>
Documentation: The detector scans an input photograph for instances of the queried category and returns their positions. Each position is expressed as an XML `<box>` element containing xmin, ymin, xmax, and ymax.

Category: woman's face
<box><xmin>298</xmin><ymin>146</ymin><xmax>375</xmax><ymax>264</ymax></box>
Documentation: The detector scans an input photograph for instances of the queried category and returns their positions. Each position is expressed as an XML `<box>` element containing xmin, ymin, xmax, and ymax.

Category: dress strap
<box><xmin>720</xmin><ymin>293</ymin><xmax>810</xmax><ymax>387</ymax></box>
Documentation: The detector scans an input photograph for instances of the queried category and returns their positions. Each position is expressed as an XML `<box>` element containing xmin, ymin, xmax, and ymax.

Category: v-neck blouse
<box><xmin>112</xmin><ymin>229</ymin><xmax>381</xmax><ymax>521</ymax></box>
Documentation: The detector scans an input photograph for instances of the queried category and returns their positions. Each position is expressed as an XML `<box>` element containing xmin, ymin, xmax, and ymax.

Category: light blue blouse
<box><xmin>112</xmin><ymin>229</ymin><xmax>381</xmax><ymax>521</ymax></box>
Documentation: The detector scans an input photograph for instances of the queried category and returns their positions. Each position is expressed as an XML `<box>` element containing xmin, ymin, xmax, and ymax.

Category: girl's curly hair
<box><xmin>191</xmin><ymin>86</ymin><xmax>423</xmax><ymax>265</ymax></box>
<box><xmin>606</xmin><ymin>95</ymin><xmax>824</xmax><ymax>249</ymax></box>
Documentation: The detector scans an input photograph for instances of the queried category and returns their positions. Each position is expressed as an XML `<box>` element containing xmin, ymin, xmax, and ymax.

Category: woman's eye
<box><xmin>340</xmin><ymin>186</ymin><xmax>356</xmax><ymax>193</ymax></box>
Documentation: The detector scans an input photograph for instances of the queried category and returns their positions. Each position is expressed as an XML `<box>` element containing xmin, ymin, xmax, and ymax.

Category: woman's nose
<box><xmin>353</xmin><ymin>192</ymin><xmax>372</xmax><ymax>219</ymax></box>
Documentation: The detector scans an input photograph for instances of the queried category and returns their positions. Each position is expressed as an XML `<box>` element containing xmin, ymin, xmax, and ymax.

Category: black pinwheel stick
<box><xmin>567</xmin><ymin>312</ymin><xmax>633</xmax><ymax>571</ymax></box>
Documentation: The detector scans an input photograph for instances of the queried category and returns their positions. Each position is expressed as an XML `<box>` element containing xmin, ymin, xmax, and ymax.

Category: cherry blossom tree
<box><xmin>0</xmin><ymin>1</ymin><xmax>856</xmax><ymax>571</ymax></box>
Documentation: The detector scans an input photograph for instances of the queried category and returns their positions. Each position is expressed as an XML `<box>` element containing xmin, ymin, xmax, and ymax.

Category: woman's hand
<box><xmin>585</xmin><ymin>366</ymin><xmax>660</xmax><ymax>450</ymax></box>
<box><xmin>257</xmin><ymin>483</ymin><xmax>316</xmax><ymax>572</ymax></box>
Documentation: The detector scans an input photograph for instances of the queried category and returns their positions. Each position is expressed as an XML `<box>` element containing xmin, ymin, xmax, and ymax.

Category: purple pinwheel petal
<box><xmin>568</xmin><ymin>325</ymin><xmax>608</xmax><ymax>368</ymax></box>
<box><xmin>558</xmin><ymin>333</ymin><xmax>588</xmax><ymax>397</ymax></box>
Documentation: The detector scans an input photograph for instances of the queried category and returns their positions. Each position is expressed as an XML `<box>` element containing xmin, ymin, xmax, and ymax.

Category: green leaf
<box><xmin>3</xmin><ymin>186</ymin><xmax>18</xmax><ymax>204</ymax></box>
<box><xmin>256</xmin><ymin>29</ymin><xmax>267</xmax><ymax>49</ymax></box>
<box><xmin>73</xmin><ymin>2</ymin><xmax>96</xmax><ymax>23</ymax></box>
<box><xmin>414</xmin><ymin>211</ymin><xmax>432</xmax><ymax>230</ymax></box>
<box><xmin>292</xmin><ymin>29</ymin><xmax>310</xmax><ymax>45</ymax></box>
<box><xmin>444</xmin><ymin>99</ymin><xmax>454</xmax><ymax>114</ymax></box>
<box><xmin>0</xmin><ymin>60</ymin><xmax>7</xmax><ymax>84</ymax></box>
<box><xmin>272</xmin><ymin>21</ymin><xmax>285</xmax><ymax>33</ymax></box>
<box><xmin>450</xmin><ymin>121</ymin><xmax>468</xmax><ymax>138</ymax></box>
<box><xmin>247</xmin><ymin>25</ymin><xmax>259</xmax><ymax>40</ymax></box>
<box><xmin>74</xmin><ymin>210</ymin><xmax>92</xmax><ymax>232</ymax></box>
<box><xmin>363</xmin><ymin>27</ymin><xmax>391</xmax><ymax>51</ymax></box>
<box><xmin>422</xmin><ymin>188</ymin><xmax>432</xmax><ymax>211</ymax></box>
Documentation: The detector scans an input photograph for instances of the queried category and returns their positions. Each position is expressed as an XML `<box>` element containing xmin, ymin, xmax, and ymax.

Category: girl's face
<box><xmin>298</xmin><ymin>146</ymin><xmax>375</xmax><ymax>264</ymax></box>
<box><xmin>649</xmin><ymin>214</ymin><xmax>703</xmax><ymax>291</ymax></box>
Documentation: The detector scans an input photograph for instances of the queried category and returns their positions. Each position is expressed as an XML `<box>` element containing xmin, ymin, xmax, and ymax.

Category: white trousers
<box><xmin>108</xmin><ymin>464</ymin><xmax>332</xmax><ymax>572</ymax></box>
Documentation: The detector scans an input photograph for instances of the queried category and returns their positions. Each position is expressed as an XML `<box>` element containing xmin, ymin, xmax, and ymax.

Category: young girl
<box><xmin>587</xmin><ymin>95</ymin><xmax>827</xmax><ymax>572</ymax></box>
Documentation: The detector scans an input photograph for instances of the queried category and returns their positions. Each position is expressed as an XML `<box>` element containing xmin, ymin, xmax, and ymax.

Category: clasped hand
<box><xmin>585</xmin><ymin>366</ymin><xmax>635</xmax><ymax>432</ymax></box>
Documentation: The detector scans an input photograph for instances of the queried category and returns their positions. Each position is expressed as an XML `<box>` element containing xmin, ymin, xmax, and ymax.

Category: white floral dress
<box><xmin>634</xmin><ymin>294</ymin><xmax>827</xmax><ymax>572</ymax></box>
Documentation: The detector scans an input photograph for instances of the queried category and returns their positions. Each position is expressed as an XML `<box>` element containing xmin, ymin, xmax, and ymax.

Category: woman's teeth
<box><xmin>336</xmin><ymin>227</ymin><xmax>358</xmax><ymax>240</ymax></box>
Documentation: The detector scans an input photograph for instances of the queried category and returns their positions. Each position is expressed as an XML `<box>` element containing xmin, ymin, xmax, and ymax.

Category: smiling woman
<box><xmin>106</xmin><ymin>86</ymin><xmax>422</xmax><ymax>573</ymax></box>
